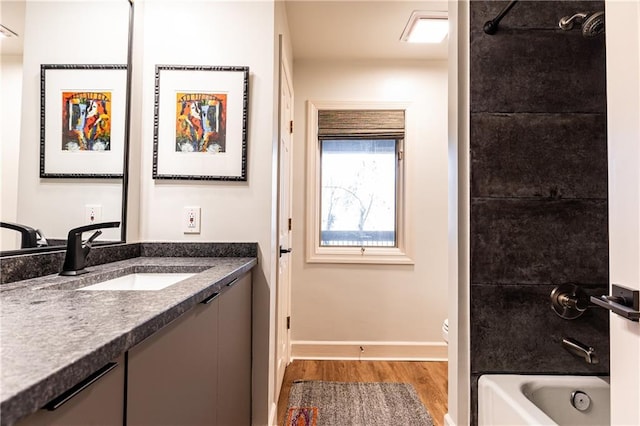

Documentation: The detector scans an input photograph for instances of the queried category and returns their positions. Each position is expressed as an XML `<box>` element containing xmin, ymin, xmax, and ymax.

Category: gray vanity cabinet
<box><xmin>15</xmin><ymin>355</ymin><xmax>125</xmax><ymax>426</ymax></box>
<box><xmin>218</xmin><ymin>272</ymin><xmax>252</xmax><ymax>425</ymax></box>
<box><xmin>126</xmin><ymin>291</ymin><xmax>220</xmax><ymax>425</ymax></box>
<box><xmin>126</xmin><ymin>272</ymin><xmax>252</xmax><ymax>426</ymax></box>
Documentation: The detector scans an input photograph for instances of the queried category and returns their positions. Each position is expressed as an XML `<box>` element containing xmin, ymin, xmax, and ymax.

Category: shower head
<box><xmin>559</xmin><ymin>11</ymin><xmax>605</xmax><ymax>37</ymax></box>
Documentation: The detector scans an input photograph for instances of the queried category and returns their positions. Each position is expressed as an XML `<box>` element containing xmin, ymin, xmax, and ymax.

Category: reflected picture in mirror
<box><xmin>0</xmin><ymin>0</ymin><xmax>132</xmax><ymax>254</ymax></box>
<box><xmin>40</xmin><ymin>64</ymin><xmax>127</xmax><ymax>178</ymax></box>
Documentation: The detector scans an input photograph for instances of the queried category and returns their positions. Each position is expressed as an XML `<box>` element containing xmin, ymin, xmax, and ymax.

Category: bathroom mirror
<box><xmin>0</xmin><ymin>0</ymin><xmax>132</xmax><ymax>255</ymax></box>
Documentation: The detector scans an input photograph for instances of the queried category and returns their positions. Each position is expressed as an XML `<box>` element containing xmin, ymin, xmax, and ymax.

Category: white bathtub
<box><xmin>478</xmin><ymin>374</ymin><xmax>610</xmax><ymax>426</ymax></box>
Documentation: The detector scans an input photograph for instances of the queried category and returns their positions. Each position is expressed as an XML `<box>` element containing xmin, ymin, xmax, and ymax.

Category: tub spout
<box><xmin>562</xmin><ymin>337</ymin><xmax>599</xmax><ymax>364</ymax></box>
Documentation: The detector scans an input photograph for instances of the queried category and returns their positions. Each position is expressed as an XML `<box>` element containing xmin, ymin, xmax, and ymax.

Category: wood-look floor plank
<box><xmin>277</xmin><ymin>360</ymin><xmax>448</xmax><ymax>426</ymax></box>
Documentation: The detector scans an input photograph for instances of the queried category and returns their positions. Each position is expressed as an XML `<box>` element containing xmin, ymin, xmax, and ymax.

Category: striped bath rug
<box><xmin>284</xmin><ymin>380</ymin><xmax>434</xmax><ymax>426</ymax></box>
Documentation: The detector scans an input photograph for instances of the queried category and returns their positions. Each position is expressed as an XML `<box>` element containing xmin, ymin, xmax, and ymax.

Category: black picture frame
<box><xmin>40</xmin><ymin>64</ymin><xmax>127</xmax><ymax>178</ymax></box>
<box><xmin>152</xmin><ymin>65</ymin><xmax>249</xmax><ymax>181</ymax></box>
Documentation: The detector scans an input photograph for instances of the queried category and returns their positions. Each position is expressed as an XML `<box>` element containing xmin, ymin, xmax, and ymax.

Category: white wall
<box><xmin>1</xmin><ymin>56</ymin><xmax>23</xmax><ymax>250</ymax></box>
<box><xmin>605</xmin><ymin>1</ymin><xmax>640</xmax><ymax>424</ymax></box>
<box><xmin>290</xmin><ymin>59</ymin><xmax>449</xmax><ymax>359</ymax></box>
<box><xmin>132</xmin><ymin>1</ymin><xmax>279</xmax><ymax>424</ymax></box>
<box><xmin>15</xmin><ymin>1</ymin><xmax>128</xmax><ymax>243</ymax></box>
<box><xmin>137</xmin><ymin>1</ymin><xmax>275</xmax><ymax>245</ymax></box>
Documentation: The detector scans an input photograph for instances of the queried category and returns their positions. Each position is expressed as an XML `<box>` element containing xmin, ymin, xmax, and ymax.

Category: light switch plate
<box><xmin>183</xmin><ymin>207</ymin><xmax>201</xmax><ymax>234</ymax></box>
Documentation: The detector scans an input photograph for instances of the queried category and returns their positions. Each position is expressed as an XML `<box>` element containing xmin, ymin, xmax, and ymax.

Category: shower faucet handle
<box><xmin>559</xmin><ymin>12</ymin><xmax>588</xmax><ymax>30</ymax></box>
<box><xmin>559</xmin><ymin>11</ymin><xmax>605</xmax><ymax>37</ymax></box>
<box><xmin>550</xmin><ymin>284</ymin><xmax>589</xmax><ymax>320</ymax></box>
<box><xmin>590</xmin><ymin>284</ymin><xmax>640</xmax><ymax>322</ymax></box>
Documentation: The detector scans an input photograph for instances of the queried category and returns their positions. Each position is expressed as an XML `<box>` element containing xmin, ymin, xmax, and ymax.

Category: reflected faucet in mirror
<box><xmin>60</xmin><ymin>221</ymin><xmax>120</xmax><ymax>276</ymax></box>
<box><xmin>0</xmin><ymin>222</ymin><xmax>48</xmax><ymax>249</ymax></box>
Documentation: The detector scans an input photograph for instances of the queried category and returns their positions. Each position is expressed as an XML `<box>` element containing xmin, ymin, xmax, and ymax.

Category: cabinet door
<box><xmin>127</xmin><ymin>295</ymin><xmax>219</xmax><ymax>426</ymax></box>
<box><xmin>16</xmin><ymin>355</ymin><xmax>124</xmax><ymax>426</ymax></box>
<box><xmin>218</xmin><ymin>273</ymin><xmax>252</xmax><ymax>426</ymax></box>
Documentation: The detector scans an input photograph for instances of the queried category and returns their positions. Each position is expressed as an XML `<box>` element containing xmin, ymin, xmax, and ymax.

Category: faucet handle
<box><xmin>35</xmin><ymin>229</ymin><xmax>48</xmax><ymax>247</ymax></box>
<box><xmin>84</xmin><ymin>230</ymin><xmax>103</xmax><ymax>247</ymax></box>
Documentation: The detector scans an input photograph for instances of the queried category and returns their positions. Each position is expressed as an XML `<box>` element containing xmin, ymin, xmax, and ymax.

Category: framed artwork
<box><xmin>152</xmin><ymin>65</ymin><xmax>249</xmax><ymax>181</ymax></box>
<box><xmin>40</xmin><ymin>64</ymin><xmax>127</xmax><ymax>178</ymax></box>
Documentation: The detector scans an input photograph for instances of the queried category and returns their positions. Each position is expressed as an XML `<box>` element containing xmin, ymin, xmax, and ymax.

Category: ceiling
<box><xmin>284</xmin><ymin>0</ymin><xmax>449</xmax><ymax>61</ymax></box>
<box><xmin>0</xmin><ymin>1</ymin><xmax>449</xmax><ymax>60</ymax></box>
<box><xmin>0</xmin><ymin>0</ymin><xmax>25</xmax><ymax>56</ymax></box>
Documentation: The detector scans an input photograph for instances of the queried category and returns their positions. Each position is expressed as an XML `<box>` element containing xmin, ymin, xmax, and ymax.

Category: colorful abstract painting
<box><xmin>175</xmin><ymin>92</ymin><xmax>227</xmax><ymax>153</ymax></box>
<box><xmin>62</xmin><ymin>91</ymin><xmax>112</xmax><ymax>151</ymax></box>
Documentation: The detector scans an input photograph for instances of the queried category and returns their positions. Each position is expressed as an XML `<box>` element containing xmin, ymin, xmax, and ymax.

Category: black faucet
<box><xmin>1</xmin><ymin>221</ymin><xmax>48</xmax><ymax>248</ymax></box>
<box><xmin>60</xmin><ymin>221</ymin><xmax>120</xmax><ymax>276</ymax></box>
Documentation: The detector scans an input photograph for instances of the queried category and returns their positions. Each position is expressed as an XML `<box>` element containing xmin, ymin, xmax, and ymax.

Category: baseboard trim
<box><xmin>291</xmin><ymin>340</ymin><xmax>448</xmax><ymax>361</ymax></box>
<box><xmin>444</xmin><ymin>413</ymin><xmax>456</xmax><ymax>426</ymax></box>
<box><xmin>268</xmin><ymin>401</ymin><xmax>277</xmax><ymax>426</ymax></box>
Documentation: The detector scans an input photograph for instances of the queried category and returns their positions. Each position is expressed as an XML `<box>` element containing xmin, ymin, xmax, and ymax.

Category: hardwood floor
<box><xmin>276</xmin><ymin>360</ymin><xmax>448</xmax><ymax>426</ymax></box>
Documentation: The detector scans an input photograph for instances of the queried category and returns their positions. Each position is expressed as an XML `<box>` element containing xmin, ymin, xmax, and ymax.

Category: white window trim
<box><xmin>305</xmin><ymin>100</ymin><xmax>414</xmax><ymax>265</ymax></box>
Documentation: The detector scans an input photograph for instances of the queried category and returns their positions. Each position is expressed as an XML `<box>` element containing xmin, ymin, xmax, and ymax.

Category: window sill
<box><xmin>306</xmin><ymin>247</ymin><xmax>414</xmax><ymax>265</ymax></box>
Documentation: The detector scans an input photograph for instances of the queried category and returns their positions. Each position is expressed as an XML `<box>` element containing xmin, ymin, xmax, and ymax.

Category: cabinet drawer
<box><xmin>127</xmin><ymin>293</ymin><xmax>219</xmax><ymax>426</ymax></box>
<box><xmin>16</xmin><ymin>355</ymin><xmax>124</xmax><ymax>426</ymax></box>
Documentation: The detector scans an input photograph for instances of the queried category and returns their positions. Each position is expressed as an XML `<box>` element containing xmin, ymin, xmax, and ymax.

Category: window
<box><xmin>320</xmin><ymin>138</ymin><xmax>398</xmax><ymax>247</ymax></box>
<box><xmin>306</xmin><ymin>101</ymin><xmax>413</xmax><ymax>264</ymax></box>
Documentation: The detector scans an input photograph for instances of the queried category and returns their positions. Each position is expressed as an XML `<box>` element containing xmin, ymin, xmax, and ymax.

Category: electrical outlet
<box><xmin>85</xmin><ymin>205</ymin><xmax>102</xmax><ymax>224</ymax></box>
<box><xmin>183</xmin><ymin>207</ymin><xmax>201</xmax><ymax>234</ymax></box>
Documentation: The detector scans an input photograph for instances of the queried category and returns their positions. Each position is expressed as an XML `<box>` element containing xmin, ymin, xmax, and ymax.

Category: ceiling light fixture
<box><xmin>0</xmin><ymin>24</ymin><xmax>19</xmax><ymax>39</ymax></box>
<box><xmin>401</xmin><ymin>11</ymin><xmax>448</xmax><ymax>44</ymax></box>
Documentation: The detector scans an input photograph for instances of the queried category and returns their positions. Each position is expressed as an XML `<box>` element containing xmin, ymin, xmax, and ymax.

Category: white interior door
<box><xmin>605</xmin><ymin>1</ymin><xmax>640</xmax><ymax>425</ymax></box>
<box><xmin>275</xmin><ymin>48</ymin><xmax>294</xmax><ymax>400</ymax></box>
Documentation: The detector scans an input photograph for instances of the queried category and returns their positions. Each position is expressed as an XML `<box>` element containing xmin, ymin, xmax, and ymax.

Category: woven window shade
<box><xmin>317</xmin><ymin>109</ymin><xmax>405</xmax><ymax>139</ymax></box>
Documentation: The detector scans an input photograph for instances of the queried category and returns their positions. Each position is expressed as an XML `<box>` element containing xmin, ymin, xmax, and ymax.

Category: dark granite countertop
<box><xmin>0</xmin><ymin>255</ymin><xmax>257</xmax><ymax>426</ymax></box>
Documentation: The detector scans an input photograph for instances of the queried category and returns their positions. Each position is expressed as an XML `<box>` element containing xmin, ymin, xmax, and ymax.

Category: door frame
<box><xmin>605</xmin><ymin>1</ymin><xmax>640</xmax><ymax>424</ymax></box>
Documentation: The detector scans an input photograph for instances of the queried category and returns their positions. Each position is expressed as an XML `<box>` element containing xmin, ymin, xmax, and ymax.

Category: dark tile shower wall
<box><xmin>469</xmin><ymin>1</ymin><xmax>609</xmax><ymax>424</ymax></box>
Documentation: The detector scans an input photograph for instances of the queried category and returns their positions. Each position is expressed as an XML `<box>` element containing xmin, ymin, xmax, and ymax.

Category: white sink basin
<box><xmin>77</xmin><ymin>273</ymin><xmax>197</xmax><ymax>291</ymax></box>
